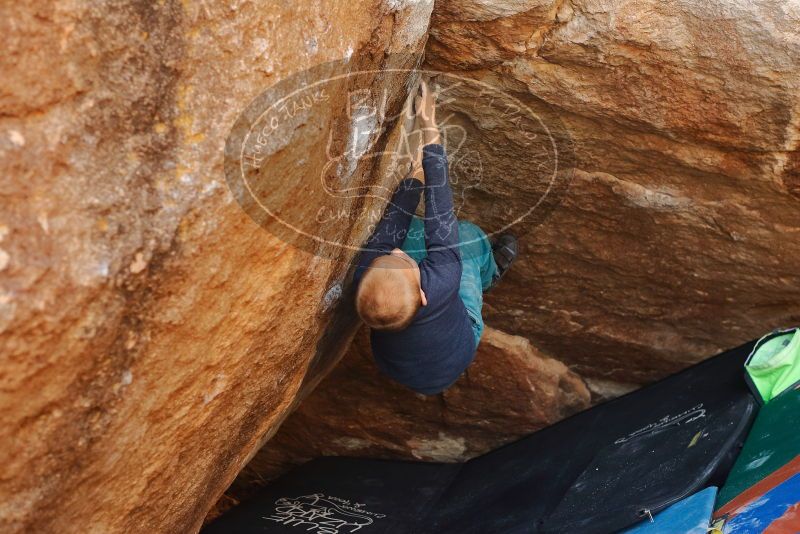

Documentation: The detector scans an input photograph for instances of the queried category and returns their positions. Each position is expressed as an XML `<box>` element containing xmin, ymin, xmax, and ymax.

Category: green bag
<box><xmin>744</xmin><ymin>327</ymin><xmax>800</xmax><ymax>404</ymax></box>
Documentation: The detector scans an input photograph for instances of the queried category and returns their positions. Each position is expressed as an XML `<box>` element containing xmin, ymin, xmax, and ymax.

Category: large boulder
<box><xmin>424</xmin><ymin>0</ymin><xmax>800</xmax><ymax>388</ymax></box>
<box><xmin>216</xmin><ymin>0</ymin><xmax>800</xmax><ymax>512</ymax></box>
<box><xmin>4</xmin><ymin>0</ymin><xmax>800</xmax><ymax>530</ymax></box>
<box><xmin>0</xmin><ymin>1</ymin><xmax>433</xmax><ymax>532</ymax></box>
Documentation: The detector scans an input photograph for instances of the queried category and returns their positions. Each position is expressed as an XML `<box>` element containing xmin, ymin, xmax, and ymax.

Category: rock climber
<box><xmin>353</xmin><ymin>80</ymin><xmax>518</xmax><ymax>395</ymax></box>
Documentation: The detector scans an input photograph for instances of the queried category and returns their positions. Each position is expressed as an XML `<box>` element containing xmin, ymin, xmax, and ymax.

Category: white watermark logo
<box><xmin>265</xmin><ymin>493</ymin><xmax>385</xmax><ymax>533</ymax></box>
<box><xmin>224</xmin><ymin>55</ymin><xmax>574</xmax><ymax>260</ymax></box>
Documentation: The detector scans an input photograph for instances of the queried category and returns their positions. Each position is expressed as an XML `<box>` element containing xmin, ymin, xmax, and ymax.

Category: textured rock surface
<box><xmin>425</xmin><ymin>0</ymin><xmax>800</xmax><ymax>388</ymax></box>
<box><xmin>5</xmin><ymin>0</ymin><xmax>800</xmax><ymax>531</ymax></box>
<box><xmin>216</xmin><ymin>0</ymin><xmax>800</xmax><ymax>511</ymax></box>
<box><xmin>0</xmin><ymin>1</ymin><xmax>432</xmax><ymax>532</ymax></box>
<box><xmin>222</xmin><ymin>325</ymin><xmax>589</xmax><ymax>505</ymax></box>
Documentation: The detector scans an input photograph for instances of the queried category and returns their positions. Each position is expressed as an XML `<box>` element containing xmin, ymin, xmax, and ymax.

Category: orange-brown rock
<box><xmin>5</xmin><ymin>0</ymin><xmax>800</xmax><ymax>531</ymax></box>
<box><xmin>0</xmin><ymin>1</ymin><xmax>433</xmax><ymax>532</ymax></box>
<box><xmin>226</xmin><ymin>325</ymin><xmax>589</xmax><ymax>500</ymax></box>
<box><xmin>424</xmin><ymin>0</ymin><xmax>800</xmax><ymax>389</ymax></box>
<box><xmin>219</xmin><ymin>0</ymin><xmax>800</xmax><ymax>512</ymax></box>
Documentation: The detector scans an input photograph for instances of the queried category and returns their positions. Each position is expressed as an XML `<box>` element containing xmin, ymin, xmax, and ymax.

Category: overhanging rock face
<box><xmin>424</xmin><ymin>0</ymin><xmax>800</xmax><ymax>385</ymax></box>
<box><xmin>228</xmin><ymin>325</ymin><xmax>589</xmax><ymax>498</ymax></box>
<box><xmin>3</xmin><ymin>0</ymin><xmax>800</xmax><ymax>532</ymax></box>
<box><xmin>221</xmin><ymin>0</ymin><xmax>800</xmax><ymax>514</ymax></box>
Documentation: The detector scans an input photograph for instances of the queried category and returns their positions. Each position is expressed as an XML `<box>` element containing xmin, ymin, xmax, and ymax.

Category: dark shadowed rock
<box><xmin>224</xmin><ymin>325</ymin><xmax>589</xmax><ymax>503</ymax></box>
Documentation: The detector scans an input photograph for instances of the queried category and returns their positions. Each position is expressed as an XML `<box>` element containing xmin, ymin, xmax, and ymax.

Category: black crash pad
<box><xmin>205</xmin><ymin>339</ymin><xmax>758</xmax><ymax>534</ymax></box>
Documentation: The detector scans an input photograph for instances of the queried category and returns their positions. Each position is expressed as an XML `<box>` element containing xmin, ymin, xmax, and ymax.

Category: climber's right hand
<box><xmin>415</xmin><ymin>80</ymin><xmax>440</xmax><ymax>146</ymax></box>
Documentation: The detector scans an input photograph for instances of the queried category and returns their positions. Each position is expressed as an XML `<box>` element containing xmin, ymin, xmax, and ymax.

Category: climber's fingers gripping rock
<box><xmin>415</xmin><ymin>80</ymin><xmax>440</xmax><ymax>146</ymax></box>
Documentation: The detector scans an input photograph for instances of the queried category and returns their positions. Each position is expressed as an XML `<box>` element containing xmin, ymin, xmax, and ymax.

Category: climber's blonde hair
<box><xmin>356</xmin><ymin>255</ymin><xmax>421</xmax><ymax>331</ymax></box>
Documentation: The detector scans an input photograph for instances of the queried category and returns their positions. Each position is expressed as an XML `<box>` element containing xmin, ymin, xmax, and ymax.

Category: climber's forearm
<box><xmin>410</xmin><ymin>139</ymin><xmax>425</xmax><ymax>182</ymax></box>
<box><xmin>421</xmin><ymin>144</ymin><xmax>458</xmax><ymax>258</ymax></box>
<box><xmin>371</xmin><ymin>177</ymin><xmax>423</xmax><ymax>250</ymax></box>
<box><xmin>353</xmin><ymin>177</ymin><xmax>423</xmax><ymax>285</ymax></box>
<box><xmin>422</xmin><ymin>122</ymin><xmax>440</xmax><ymax>146</ymax></box>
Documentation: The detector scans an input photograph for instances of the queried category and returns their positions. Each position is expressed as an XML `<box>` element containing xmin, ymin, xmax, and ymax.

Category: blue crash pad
<box><xmin>621</xmin><ymin>487</ymin><xmax>717</xmax><ymax>534</ymax></box>
<box><xmin>721</xmin><ymin>472</ymin><xmax>800</xmax><ymax>533</ymax></box>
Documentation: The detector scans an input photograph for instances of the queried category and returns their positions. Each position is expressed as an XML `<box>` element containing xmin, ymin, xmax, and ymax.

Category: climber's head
<box><xmin>356</xmin><ymin>249</ymin><xmax>427</xmax><ymax>331</ymax></box>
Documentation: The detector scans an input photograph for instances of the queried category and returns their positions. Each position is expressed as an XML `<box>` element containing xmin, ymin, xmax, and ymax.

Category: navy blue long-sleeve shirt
<box><xmin>353</xmin><ymin>144</ymin><xmax>476</xmax><ymax>394</ymax></box>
